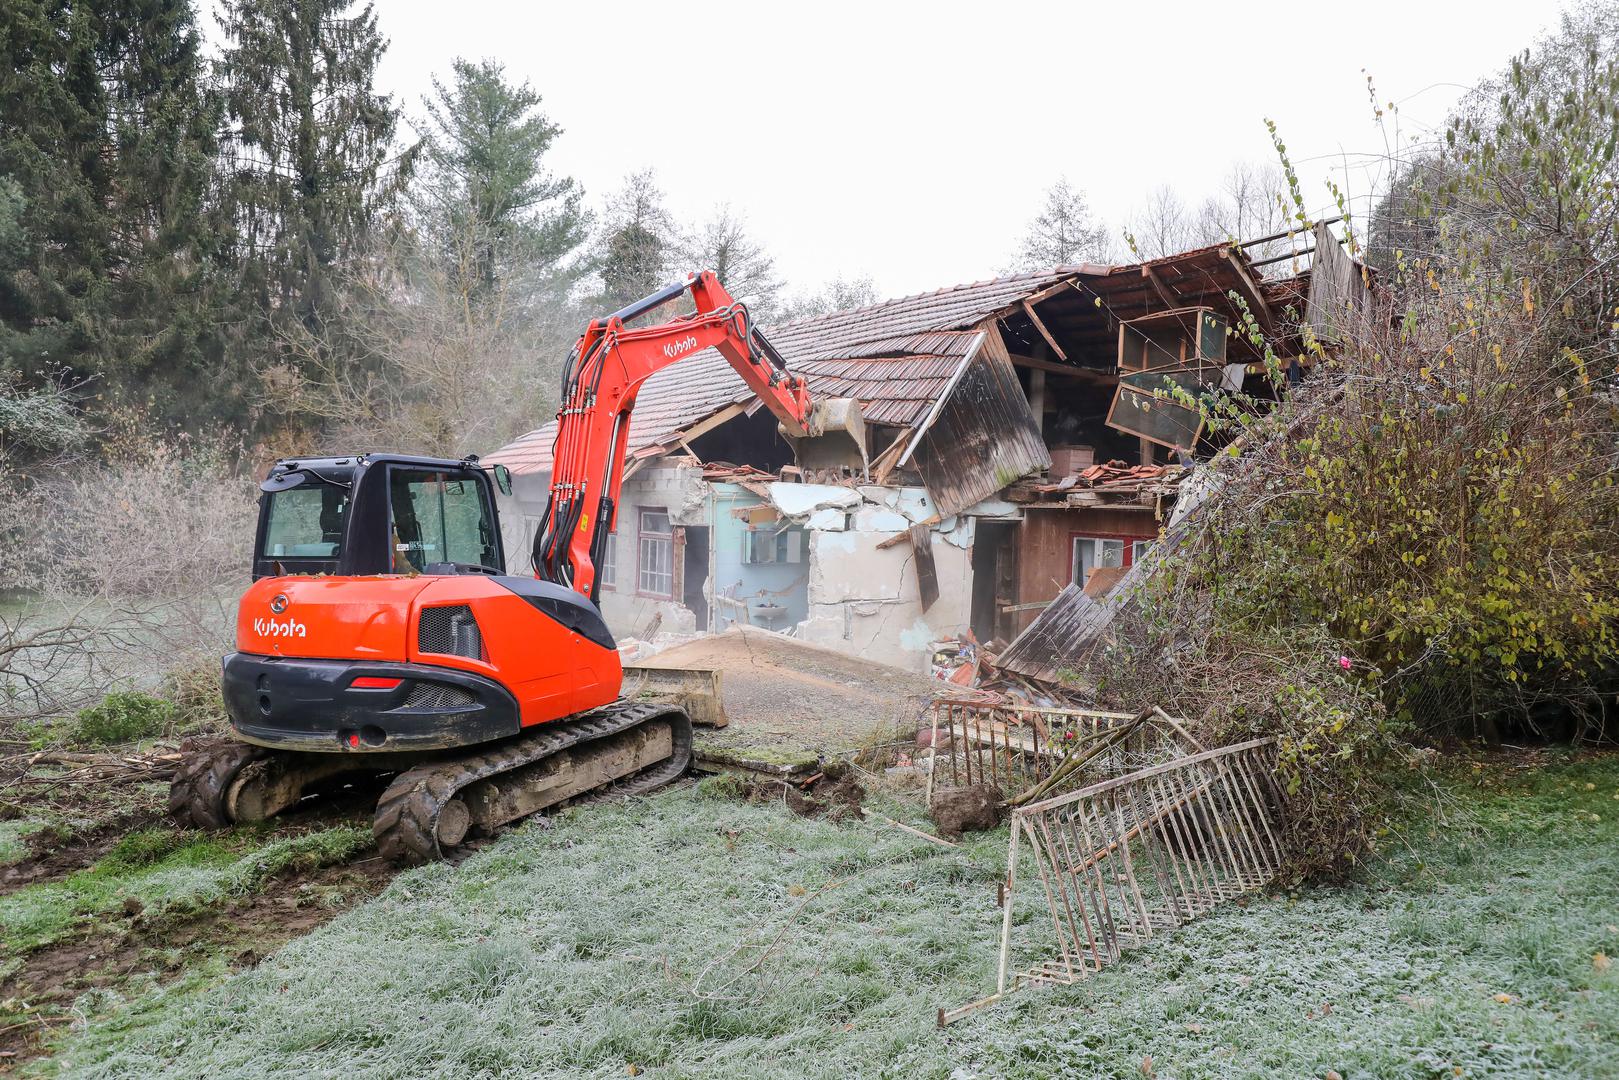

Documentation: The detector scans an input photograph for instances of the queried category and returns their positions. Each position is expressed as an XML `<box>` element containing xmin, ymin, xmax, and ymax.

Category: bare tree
<box><xmin>678</xmin><ymin>205</ymin><xmax>782</xmax><ymax>319</ymax></box>
<box><xmin>268</xmin><ymin>225</ymin><xmax>576</xmax><ymax>459</ymax></box>
<box><xmin>0</xmin><ymin>435</ymin><xmax>260</xmax><ymax>724</ymax></box>
<box><xmin>1127</xmin><ymin>185</ymin><xmax>1198</xmax><ymax>260</ymax></box>
<box><xmin>773</xmin><ymin>274</ymin><xmax>880</xmax><ymax>324</ymax></box>
<box><xmin>1012</xmin><ymin>179</ymin><xmax>1114</xmax><ymax>270</ymax></box>
<box><xmin>1196</xmin><ymin>163</ymin><xmax>1292</xmax><ymax>245</ymax></box>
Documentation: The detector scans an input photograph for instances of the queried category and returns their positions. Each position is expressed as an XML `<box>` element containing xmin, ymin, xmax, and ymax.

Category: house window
<box><xmin>637</xmin><ymin>510</ymin><xmax>673</xmax><ymax>598</ymax></box>
<box><xmin>1071</xmin><ymin>536</ymin><xmax>1126</xmax><ymax>587</ymax></box>
<box><xmin>1132</xmin><ymin>538</ymin><xmax>1154</xmax><ymax>564</ymax></box>
<box><xmin>598</xmin><ymin>528</ymin><xmax>617</xmax><ymax>589</ymax></box>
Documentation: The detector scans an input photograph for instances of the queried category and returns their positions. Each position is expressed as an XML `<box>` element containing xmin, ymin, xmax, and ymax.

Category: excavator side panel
<box><xmin>228</xmin><ymin>574</ymin><xmax>623</xmax><ymax>753</ymax></box>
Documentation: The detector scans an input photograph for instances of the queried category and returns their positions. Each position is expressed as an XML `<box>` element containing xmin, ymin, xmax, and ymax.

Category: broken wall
<box><xmin>709</xmin><ymin>482</ymin><xmax>811</xmax><ymax>632</ymax></box>
<box><xmin>764</xmin><ymin>483</ymin><xmax>978</xmax><ymax>672</ymax></box>
<box><xmin>1013</xmin><ymin>506</ymin><xmax>1160</xmax><ymax>634</ymax></box>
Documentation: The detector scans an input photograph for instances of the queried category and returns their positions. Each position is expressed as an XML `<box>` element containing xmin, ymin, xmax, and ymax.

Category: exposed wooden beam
<box><xmin>1021</xmin><ymin>300</ymin><xmax>1068</xmax><ymax>361</ymax></box>
<box><xmin>1007</xmin><ymin>353</ymin><xmax>1117</xmax><ymax>381</ymax></box>
<box><xmin>1023</xmin><ymin>278</ymin><xmax>1076</xmax><ymax>306</ymax></box>
<box><xmin>1141</xmin><ymin>264</ymin><xmax>1177</xmax><ymax>309</ymax></box>
<box><xmin>1220</xmin><ymin>246</ymin><xmax>1276</xmax><ymax>334</ymax></box>
<box><xmin>672</xmin><ymin>401</ymin><xmax>749</xmax><ymax>457</ymax></box>
<box><xmin>870</xmin><ymin>426</ymin><xmax>913</xmax><ymax>485</ymax></box>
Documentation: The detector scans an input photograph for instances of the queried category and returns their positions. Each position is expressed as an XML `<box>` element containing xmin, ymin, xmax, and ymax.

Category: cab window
<box><xmin>388</xmin><ymin>469</ymin><xmax>500</xmax><ymax>573</ymax></box>
<box><xmin>262</xmin><ymin>485</ymin><xmax>347</xmax><ymax>560</ymax></box>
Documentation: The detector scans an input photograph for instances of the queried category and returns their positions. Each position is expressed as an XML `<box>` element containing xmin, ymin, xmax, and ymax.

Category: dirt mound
<box><xmin>639</xmin><ymin>628</ymin><xmax>944</xmax><ymax>759</ymax></box>
<box><xmin>705</xmin><ymin>761</ymin><xmax>866</xmax><ymax>823</ymax></box>
<box><xmin>929</xmin><ymin>784</ymin><xmax>1002</xmax><ymax>839</ymax></box>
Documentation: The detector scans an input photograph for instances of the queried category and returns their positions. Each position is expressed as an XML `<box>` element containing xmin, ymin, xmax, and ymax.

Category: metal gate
<box><xmin>941</xmin><ymin>736</ymin><xmax>1282</xmax><ymax>1024</ymax></box>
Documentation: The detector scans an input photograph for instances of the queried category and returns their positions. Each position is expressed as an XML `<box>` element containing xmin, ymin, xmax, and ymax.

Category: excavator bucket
<box><xmin>787</xmin><ymin>397</ymin><xmax>868</xmax><ymax>472</ymax></box>
<box><xmin>623</xmin><ymin>664</ymin><xmax>728</xmax><ymax>728</ymax></box>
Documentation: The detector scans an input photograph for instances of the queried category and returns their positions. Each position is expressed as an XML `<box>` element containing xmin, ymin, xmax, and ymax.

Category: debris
<box><xmin>929</xmin><ymin>784</ymin><xmax>1002</xmax><ymax>839</ymax></box>
<box><xmin>941</xmin><ymin>736</ymin><xmax>1283</xmax><ymax>1025</ymax></box>
<box><xmin>870</xmin><ymin>812</ymin><xmax>959</xmax><ymax>848</ymax></box>
<box><xmin>647</xmin><ymin>628</ymin><xmax>951</xmax><ymax>775</ymax></box>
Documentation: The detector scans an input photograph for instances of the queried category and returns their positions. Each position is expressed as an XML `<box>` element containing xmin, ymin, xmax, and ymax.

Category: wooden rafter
<box><xmin>1021</xmin><ymin>300</ymin><xmax>1068</xmax><ymax>361</ymax></box>
<box><xmin>1141</xmin><ymin>264</ymin><xmax>1177</xmax><ymax>310</ymax></box>
<box><xmin>1219</xmin><ymin>246</ymin><xmax>1275</xmax><ymax>335</ymax></box>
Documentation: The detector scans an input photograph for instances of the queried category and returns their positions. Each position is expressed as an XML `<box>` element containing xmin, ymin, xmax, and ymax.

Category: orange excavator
<box><xmin>169</xmin><ymin>272</ymin><xmax>859</xmax><ymax>862</ymax></box>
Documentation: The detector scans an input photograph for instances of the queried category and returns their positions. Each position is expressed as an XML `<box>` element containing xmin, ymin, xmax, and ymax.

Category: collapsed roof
<box><xmin>487</xmin><ymin>228</ymin><xmax>1350</xmax><ymax>516</ymax></box>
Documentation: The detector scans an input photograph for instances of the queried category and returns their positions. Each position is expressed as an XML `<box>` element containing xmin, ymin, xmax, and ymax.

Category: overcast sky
<box><xmin>361</xmin><ymin>0</ymin><xmax>1558</xmax><ymax>300</ymax></box>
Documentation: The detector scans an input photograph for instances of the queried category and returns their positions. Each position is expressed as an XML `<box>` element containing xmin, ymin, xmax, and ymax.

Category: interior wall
<box><xmin>1012</xmin><ymin>506</ymin><xmax>1160</xmax><ymax>634</ymax></box>
<box><xmin>706</xmin><ymin>483</ymin><xmax>811</xmax><ymax>632</ymax></box>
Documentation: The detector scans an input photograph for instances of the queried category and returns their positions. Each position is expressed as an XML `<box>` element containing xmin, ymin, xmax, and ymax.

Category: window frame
<box><xmin>636</xmin><ymin>508</ymin><xmax>674</xmax><ymax>599</ymax></box>
<box><xmin>1068</xmin><ymin>530</ymin><xmax>1155</xmax><ymax>587</ymax></box>
<box><xmin>598</xmin><ymin>526</ymin><xmax>618</xmax><ymax>590</ymax></box>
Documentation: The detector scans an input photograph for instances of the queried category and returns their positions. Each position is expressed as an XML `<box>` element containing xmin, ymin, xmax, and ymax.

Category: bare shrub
<box><xmin>0</xmin><ymin>434</ymin><xmax>258</xmax><ymax>725</ymax></box>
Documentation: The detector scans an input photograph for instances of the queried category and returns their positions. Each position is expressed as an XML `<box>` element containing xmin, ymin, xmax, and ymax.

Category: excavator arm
<box><xmin>533</xmin><ymin>271</ymin><xmax>843</xmax><ymax>602</ymax></box>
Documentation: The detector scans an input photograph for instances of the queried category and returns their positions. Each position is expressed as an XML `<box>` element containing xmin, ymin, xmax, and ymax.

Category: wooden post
<box><xmin>996</xmin><ymin>819</ymin><xmax>1021</xmax><ymax>995</ymax></box>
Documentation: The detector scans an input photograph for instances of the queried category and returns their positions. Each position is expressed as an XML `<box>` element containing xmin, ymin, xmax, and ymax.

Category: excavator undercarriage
<box><xmin>171</xmin><ymin>702</ymin><xmax>692</xmax><ymax>863</ymax></box>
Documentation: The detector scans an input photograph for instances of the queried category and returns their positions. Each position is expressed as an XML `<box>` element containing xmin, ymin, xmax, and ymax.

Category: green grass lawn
<box><xmin>43</xmin><ymin>752</ymin><xmax>1619</xmax><ymax>1079</ymax></box>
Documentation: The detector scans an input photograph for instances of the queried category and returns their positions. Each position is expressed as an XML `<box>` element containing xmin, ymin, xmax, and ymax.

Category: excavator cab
<box><xmin>253</xmin><ymin>454</ymin><xmax>504</xmax><ymax>580</ymax></box>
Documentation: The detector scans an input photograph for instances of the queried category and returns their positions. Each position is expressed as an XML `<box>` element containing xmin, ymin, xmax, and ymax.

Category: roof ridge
<box><xmin>767</xmin><ymin>266</ymin><xmax>1078</xmax><ymax>333</ymax></box>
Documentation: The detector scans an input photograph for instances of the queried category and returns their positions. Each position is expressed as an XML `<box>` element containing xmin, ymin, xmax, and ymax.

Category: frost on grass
<box><xmin>0</xmin><ymin>825</ymin><xmax>371</xmax><ymax>955</ymax></box>
<box><xmin>51</xmin><ymin>759</ymin><xmax>1619</xmax><ymax>1080</ymax></box>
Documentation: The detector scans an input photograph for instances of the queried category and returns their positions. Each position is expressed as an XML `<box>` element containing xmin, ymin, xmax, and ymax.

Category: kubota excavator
<box><xmin>169</xmin><ymin>272</ymin><xmax>860</xmax><ymax>862</ymax></box>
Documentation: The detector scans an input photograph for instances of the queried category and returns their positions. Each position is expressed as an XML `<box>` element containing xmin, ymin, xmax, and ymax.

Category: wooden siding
<box><xmin>1012</xmin><ymin>506</ymin><xmax>1158</xmax><ymax>636</ymax></box>
<box><xmin>912</xmin><ymin>323</ymin><xmax>1051</xmax><ymax>517</ymax></box>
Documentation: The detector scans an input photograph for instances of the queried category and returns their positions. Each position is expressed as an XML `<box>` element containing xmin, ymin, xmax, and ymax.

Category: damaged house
<box><xmin>487</xmin><ymin>222</ymin><xmax>1370</xmax><ymax>673</ymax></box>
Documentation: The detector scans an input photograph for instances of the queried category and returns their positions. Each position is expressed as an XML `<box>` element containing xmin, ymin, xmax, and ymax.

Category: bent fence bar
<box><xmin>924</xmin><ymin>700</ymin><xmax>1204</xmax><ymax>809</ymax></box>
<box><xmin>940</xmin><ymin>736</ymin><xmax>1282</xmax><ymax>1025</ymax></box>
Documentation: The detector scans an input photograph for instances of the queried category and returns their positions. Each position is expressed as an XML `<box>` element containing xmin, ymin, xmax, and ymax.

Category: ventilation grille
<box><xmin>402</xmin><ymin>681</ymin><xmax>477</xmax><ymax>711</ymax></box>
<box><xmin>418</xmin><ymin>605</ymin><xmax>484</xmax><ymax>660</ymax></box>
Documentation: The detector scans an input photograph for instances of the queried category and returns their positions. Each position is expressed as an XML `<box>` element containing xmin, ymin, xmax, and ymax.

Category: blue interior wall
<box><xmin>708</xmin><ymin>483</ymin><xmax>810</xmax><ymax>630</ymax></box>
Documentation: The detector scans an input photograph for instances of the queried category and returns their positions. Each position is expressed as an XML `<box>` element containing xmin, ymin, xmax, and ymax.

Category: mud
<box><xmin>714</xmin><ymin>761</ymin><xmax>867</xmax><ymax>824</ymax></box>
<box><xmin>0</xmin><ymin>809</ymin><xmax>161</xmax><ymax>895</ymax></box>
<box><xmin>0</xmin><ymin>850</ymin><xmax>395</xmax><ymax>1068</ymax></box>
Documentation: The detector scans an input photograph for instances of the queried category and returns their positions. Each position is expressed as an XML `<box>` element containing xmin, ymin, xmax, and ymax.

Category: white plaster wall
<box><xmin>596</xmin><ymin>462</ymin><xmax>707</xmax><ymax>639</ymax></box>
<box><xmin>794</xmin><ymin>508</ymin><xmax>974</xmax><ymax>673</ymax></box>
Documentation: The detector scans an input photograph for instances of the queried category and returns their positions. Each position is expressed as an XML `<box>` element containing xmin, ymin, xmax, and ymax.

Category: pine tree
<box><xmin>416</xmin><ymin>58</ymin><xmax>586</xmax><ymax>304</ymax></box>
<box><xmin>0</xmin><ymin>0</ymin><xmax>226</xmax><ymax>428</ymax></box>
<box><xmin>0</xmin><ymin>0</ymin><xmax>113</xmax><ymax>375</ymax></box>
<box><xmin>215</xmin><ymin>0</ymin><xmax>403</xmax><ymax>332</ymax></box>
<box><xmin>1012</xmin><ymin>178</ymin><xmax>1113</xmax><ymax>270</ymax></box>
<box><xmin>596</xmin><ymin>169</ymin><xmax>674</xmax><ymax>312</ymax></box>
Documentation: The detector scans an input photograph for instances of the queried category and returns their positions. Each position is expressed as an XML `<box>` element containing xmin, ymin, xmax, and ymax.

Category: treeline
<box><xmin>0</xmin><ymin>0</ymin><xmax>859</xmax><ymax>462</ymax></box>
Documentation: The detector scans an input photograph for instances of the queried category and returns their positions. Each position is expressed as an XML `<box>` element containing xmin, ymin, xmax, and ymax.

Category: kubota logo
<box><xmin>253</xmin><ymin>617</ymin><xmax>307</xmax><ymax>638</ymax></box>
<box><xmin>661</xmin><ymin>335</ymin><xmax>699</xmax><ymax>359</ymax></box>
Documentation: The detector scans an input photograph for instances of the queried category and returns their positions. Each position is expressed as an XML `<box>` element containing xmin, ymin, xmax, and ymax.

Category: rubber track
<box><xmin>374</xmin><ymin>701</ymin><xmax>693</xmax><ymax>865</ymax></box>
<box><xmin>168</xmin><ymin>742</ymin><xmax>272</xmax><ymax>829</ymax></box>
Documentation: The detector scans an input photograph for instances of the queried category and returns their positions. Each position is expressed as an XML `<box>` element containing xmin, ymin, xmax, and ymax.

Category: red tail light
<box><xmin>351</xmin><ymin>677</ymin><xmax>402</xmax><ymax>690</ymax></box>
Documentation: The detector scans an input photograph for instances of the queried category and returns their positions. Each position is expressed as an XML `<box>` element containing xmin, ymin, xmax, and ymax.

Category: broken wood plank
<box><xmin>912</xmin><ymin>524</ymin><xmax>940</xmax><ymax>611</ymax></box>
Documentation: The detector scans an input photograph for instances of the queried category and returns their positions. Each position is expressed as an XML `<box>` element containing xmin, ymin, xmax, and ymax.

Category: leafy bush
<box><xmin>70</xmin><ymin>691</ymin><xmax>174</xmax><ymax>746</ymax></box>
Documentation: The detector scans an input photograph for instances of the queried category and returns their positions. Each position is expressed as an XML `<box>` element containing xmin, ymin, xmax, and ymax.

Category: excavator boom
<box><xmin>533</xmin><ymin>271</ymin><xmax>854</xmax><ymax>602</ymax></box>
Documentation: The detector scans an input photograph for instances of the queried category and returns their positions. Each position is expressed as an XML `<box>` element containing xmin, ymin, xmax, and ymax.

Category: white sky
<box><xmin>365</xmin><ymin>0</ymin><xmax>1557</xmax><ymax>300</ymax></box>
